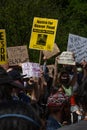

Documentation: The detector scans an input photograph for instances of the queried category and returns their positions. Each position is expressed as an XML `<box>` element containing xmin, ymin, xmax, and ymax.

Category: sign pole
<box><xmin>39</xmin><ymin>50</ymin><xmax>42</xmax><ymax>65</ymax></box>
<box><xmin>52</xmin><ymin>57</ymin><xmax>58</xmax><ymax>87</ymax></box>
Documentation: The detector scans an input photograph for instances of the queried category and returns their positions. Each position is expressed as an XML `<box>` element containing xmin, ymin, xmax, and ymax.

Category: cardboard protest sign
<box><xmin>67</xmin><ymin>33</ymin><xmax>87</xmax><ymax>63</ymax></box>
<box><xmin>22</xmin><ymin>62</ymin><xmax>41</xmax><ymax>78</ymax></box>
<box><xmin>57</xmin><ymin>51</ymin><xmax>76</xmax><ymax>65</ymax></box>
<box><xmin>0</xmin><ymin>29</ymin><xmax>7</xmax><ymax>64</ymax></box>
<box><xmin>7</xmin><ymin>45</ymin><xmax>29</xmax><ymax>66</ymax></box>
<box><xmin>29</xmin><ymin>17</ymin><xmax>58</xmax><ymax>51</ymax></box>
<box><xmin>42</xmin><ymin>43</ymin><xmax>60</xmax><ymax>59</ymax></box>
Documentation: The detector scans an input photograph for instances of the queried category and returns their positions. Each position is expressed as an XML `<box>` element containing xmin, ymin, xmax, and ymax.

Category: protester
<box><xmin>46</xmin><ymin>91</ymin><xmax>70</xmax><ymax>130</ymax></box>
<box><xmin>58</xmin><ymin>65</ymin><xmax>77</xmax><ymax>97</ymax></box>
<box><xmin>0</xmin><ymin>66</ymin><xmax>25</xmax><ymax>101</ymax></box>
<box><xmin>58</xmin><ymin>75</ymin><xmax>87</xmax><ymax>130</ymax></box>
<box><xmin>7</xmin><ymin>68</ymin><xmax>31</xmax><ymax>103</ymax></box>
<box><xmin>41</xmin><ymin>58</ymin><xmax>52</xmax><ymax>102</ymax></box>
<box><xmin>7</xmin><ymin>67</ymin><xmax>25</xmax><ymax>86</ymax></box>
<box><xmin>0</xmin><ymin>100</ymin><xmax>41</xmax><ymax>130</ymax></box>
<box><xmin>26</xmin><ymin>77</ymin><xmax>38</xmax><ymax>101</ymax></box>
<box><xmin>1</xmin><ymin>50</ymin><xmax>87</xmax><ymax>130</ymax></box>
<box><xmin>80</xmin><ymin>60</ymin><xmax>87</xmax><ymax>82</ymax></box>
<box><xmin>70</xmin><ymin>93</ymin><xmax>82</xmax><ymax>123</ymax></box>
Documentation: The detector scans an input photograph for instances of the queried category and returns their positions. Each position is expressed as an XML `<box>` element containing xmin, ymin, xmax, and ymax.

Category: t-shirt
<box><xmin>63</xmin><ymin>86</ymin><xmax>72</xmax><ymax>96</ymax></box>
<box><xmin>58</xmin><ymin>120</ymin><xmax>87</xmax><ymax>130</ymax></box>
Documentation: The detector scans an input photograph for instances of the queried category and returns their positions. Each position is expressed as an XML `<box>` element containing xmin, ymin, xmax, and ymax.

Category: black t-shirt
<box><xmin>58</xmin><ymin>120</ymin><xmax>87</xmax><ymax>130</ymax></box>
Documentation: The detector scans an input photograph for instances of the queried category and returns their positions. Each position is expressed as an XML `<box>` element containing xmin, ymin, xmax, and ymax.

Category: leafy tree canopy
<box><xmin>0</xmin><ymin>0</ymin><xmax>87</xmax><ymax>63</ymax></box>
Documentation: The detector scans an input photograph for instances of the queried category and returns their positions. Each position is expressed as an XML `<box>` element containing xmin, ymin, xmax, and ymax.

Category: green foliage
<box><xmin>0</xmin><ymin>0</ymin><xmax>87</xmax><ymax>63</ymax></box>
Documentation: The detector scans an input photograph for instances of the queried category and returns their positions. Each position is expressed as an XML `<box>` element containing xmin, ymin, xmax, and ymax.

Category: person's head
<box><xmin>47</xmin><ymin>92</ymin><xmax>68</xmax><ymax>122</ymax></box>
<box><xmin>63</xmin><ymin>65</ymin><xmax>73</xmax><ymax>74</ymax></box>
<box><xmin>0</xmin><ymin>66</ymin><xmax>25</xmax><ymax>101</ymax></box>
<box><xmin>0</xmin><ymin>100</ymin><xmax>41</xmax><ymax>130</ymax></box>
<box><xmin>7</xmin><ymin>68</ymin><xmax>25</xmax><ymax>85</ymax></box>
<box><xmin>59</xmin><ymin>70</ymin><xmax>70</xmax><ymax>86</ymax></box>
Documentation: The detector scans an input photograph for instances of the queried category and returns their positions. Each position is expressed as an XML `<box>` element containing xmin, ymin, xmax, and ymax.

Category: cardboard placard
<box><xmin>7</xmin><ymin>45</ymin><xmax>29</xmax><ymax>66</ymax></box>
<box><xmin>42</xmin><ymin>43</ymin><xmax>60</xmax><ymax>59</ymax></box>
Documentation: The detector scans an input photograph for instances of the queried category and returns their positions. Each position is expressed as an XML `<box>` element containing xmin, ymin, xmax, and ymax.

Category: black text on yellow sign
<box><xmin>29</xmin><ymin>17</ymin><xmax>58</xmax><ymax>51</ymax></box>
<box><xmin>0</xmin><ymin>29</ymin><xmax>7</xmax><ymax>64</ymax></box>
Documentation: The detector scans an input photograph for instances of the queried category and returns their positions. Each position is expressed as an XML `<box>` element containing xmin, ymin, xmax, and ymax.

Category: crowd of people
<box><xmin>0</xmin><ymin>57</ymin><xmax>87</xmax><ymax>130</ymax></box>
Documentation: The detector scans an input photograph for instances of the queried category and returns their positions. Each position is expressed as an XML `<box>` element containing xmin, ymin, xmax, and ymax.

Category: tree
<box><xmin>0</xmin><ymin>0</ymin><xmax>87</xmax><ymax>63</ymax></box>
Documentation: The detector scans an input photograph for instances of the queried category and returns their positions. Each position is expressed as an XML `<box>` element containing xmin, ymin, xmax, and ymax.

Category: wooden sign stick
<box><xmin>52</xmin><ymin>57</ymin><xmax>58</xmax><ymax>87</ymax></box>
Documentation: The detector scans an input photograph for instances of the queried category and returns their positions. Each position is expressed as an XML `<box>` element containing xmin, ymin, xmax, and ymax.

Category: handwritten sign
<box><xmin>22</xmin><ymin>62</ymin><xmax>41</xmax><ymax>78</ymax></box>
<box><xmin>42</xmin><ymin>43</ymin><xmax>60</xmax><ymax>59</ymax></box>
<box><xmin>7</xmin><ymin>45</ymin><xmax>29</xmax><ymax>66</ymax></box>
<box><xmin>29</xmin><ymin>17</ymin><xmax>58</xmax><ymax>51</ymax></box>
<box><xmin>67</xmin><ymin>33</ymin><xmax>87</xmax><ymax>63</ymax></box>
<box><xmin>0</xmin><ymin>29</ymin><xmax>7</xmax><ymax>64</ymax></box>
<box><xmin>57</xmin><ymin>51</ymin><xmax>75</xmax><ymax>65</ymax></box>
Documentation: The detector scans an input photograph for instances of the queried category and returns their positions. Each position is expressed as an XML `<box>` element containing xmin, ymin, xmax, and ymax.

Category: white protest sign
<box><xmin>22</xmin><ymin>62</ymin><xmax>41</xmax><ymax>78</ymax></box>
<box><xmin>67</xmin><ymin>33</ymin><xmax>87</xmax><ymax>63</ymax></box>
<box><xmin>57</xmin><ymin>51</ymin><xmax>76</xmax><ymax>65</ymax></box>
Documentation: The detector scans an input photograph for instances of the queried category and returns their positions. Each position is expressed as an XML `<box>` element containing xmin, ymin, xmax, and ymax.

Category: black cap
<box><xmin>7</xmin><ymin>68</ymin><xmax>26</xmax><ymax>81</ymax></box>
<box><xmin>0</xmin><ymin>66</ymin><xmax>24</xmax><ymax>89</ymax></box>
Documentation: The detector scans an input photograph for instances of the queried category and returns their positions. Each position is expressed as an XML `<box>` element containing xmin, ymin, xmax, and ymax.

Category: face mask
<box><xmin>61</xmin><ymin>79</ymin><xmax>69</xmax><ymax>85</ymax></box>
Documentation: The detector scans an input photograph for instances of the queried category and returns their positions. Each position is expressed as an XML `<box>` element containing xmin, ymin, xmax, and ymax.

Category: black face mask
<box><xmin>60</xmin><ymin>79</ymin><xmax>70</xmax><ymax>85</ymax></box>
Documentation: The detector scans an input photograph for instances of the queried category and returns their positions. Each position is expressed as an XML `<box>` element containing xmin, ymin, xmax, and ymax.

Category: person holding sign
<box><xmin>58</xmin><ymin>77</ymin><xmax>87</xmax><ymax>130</ymax></box>
<box><xmin>56</xmin><ymin>51</ymin><xmax>77</xmax><ymax>97</ymax></box>
<box><xmin>57</xmin><ymin>51</ymin><xmax>82</xmax><ymax>124</ymax></box>
<box><xmin>58</xmin><ymin>65</ymin><xmax>77</xmax><ymax>97</ymax></box>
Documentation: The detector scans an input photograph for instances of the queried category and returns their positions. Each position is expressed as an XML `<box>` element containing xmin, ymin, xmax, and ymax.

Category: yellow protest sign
<box><xmin>0</xmin><ymin>29</ymin><xmax>7</xmax><ymax>64</ymax></box>
<box><xmin>29</xmin><ymin>17</ymin><xmax>58</xmax><ymax>51</ymax></box>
